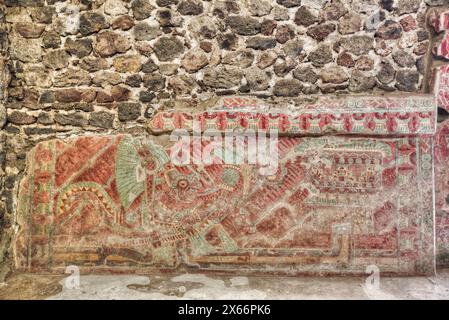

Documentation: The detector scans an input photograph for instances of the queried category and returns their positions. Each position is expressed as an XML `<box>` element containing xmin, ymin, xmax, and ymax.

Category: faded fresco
<box><xmin>15</xmin><ymin>96</ymin><xmax>436</xmax><ymax>275</ymax></box>
<box><xmin>2</xmin><ymin>1</ymin><xmax>449</xmax><ymax>282</ymax></box>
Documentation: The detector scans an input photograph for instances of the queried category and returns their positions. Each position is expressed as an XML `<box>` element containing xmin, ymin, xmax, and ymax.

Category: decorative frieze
<box><xmin>148</xmin><ymin>95</ymin><xmax>436</xmax><ymax>136</ymax></box>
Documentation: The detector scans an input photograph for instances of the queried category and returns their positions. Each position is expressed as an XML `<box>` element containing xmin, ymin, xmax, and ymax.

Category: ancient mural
<box><xmin>3</xmin><ymin>0</ymin><xmax>449</xmax><ymax>280</ymax></box>
<box><xmin>15</xmin><ymin>96</ymin><xmax>436</xmax><ymax>275</ymax></box>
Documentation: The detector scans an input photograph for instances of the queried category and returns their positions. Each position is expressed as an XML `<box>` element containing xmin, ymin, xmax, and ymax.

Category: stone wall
<box><xmin>4</xmin><ymin>0</ymin><xmax>444</xmax><ymax>110</ymax></box>
<box><xmin>1</xmin><ymin>0</ymin><xmax>449</xmax><ymax>280</ymax></box>
<box><xmin>0</xmin><ymin>0</ymin><xmax>11</xmax><ymax>281</ymax></box>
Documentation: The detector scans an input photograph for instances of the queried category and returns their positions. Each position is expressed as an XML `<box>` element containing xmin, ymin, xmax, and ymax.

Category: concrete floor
<box><xmin>1</xmin><ymin>270</ymin><xmax>449</xmax><ymax>299</ymax></box>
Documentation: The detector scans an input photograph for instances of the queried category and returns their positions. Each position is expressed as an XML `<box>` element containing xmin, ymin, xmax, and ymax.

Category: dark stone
<box><xmin>89</xmin><ymin>112</ymin><xmax>115</xmax><ymax>128</ymax></box>
<box><xmin>377</xmin><ymin>62</ymin><xmax>396</xmax><ymax>84</ymax></box>
<box><xmin>5</xmin><ymin>125</ymin><xmax>20</xmax><ymax>134</ymax></box>
<box><xmin>153</xmin><ymin>37</ymin><xmax>185</xmax><ymax>61</ymax></box>
<box><xmin>139</xmin><ymin>90</ymin><xmax>156</xmax><ymax>102</ymax></box>
<box><xmin>134</xmin><ymin>22</ymin><xmax>162</xmax><ymax>41</ymax></box>
<box><xmin>132</xmin><ymin>0</ymin><xmax>155</xmax><ymax>20</ymax></box>
<box><xmin>37</xmin><ymin>113</ymin><xmax>54</xmax><ymax>125</ymax></box>
<box><xmin>322</xmin><ymin>1</ymin><xmax>347</xmax><ymax>21</ymax></box>
<box><xmin>283</xmin><ymin>39</ymin><xmax>304</xmax><ymax>58</ymax></box>
<box><xmin>39</xmin><ymin>91</ymin><xmax>55</xmax><ymax>103</ymax></box>
<box><xmin>392</xmin><ymin>50</ymin><xmax>415</xmax><ymax>67</ymax></box>
<box><xmin>74</xmin><ymin>103</ymin><xmax>94</xmax><ymax>112</ymax></box>
<box><xmin>54</xmin><ymin>89</ymin><xmax>82</xmax><ymax>103</ymax></box>
<box><xmin>79</xmin><ymin>12</ymin><xmax>109</xmax><ymax>36</ymax></box>
<box><xmin>246</xmin><ymin>36</ymin><xmax>277</xmax><ymax>50</ymax></box>
<box><xmin>81</xmin><ymin>90</ymin><xmax>97</xmax><ymax>103</ymax></box>
<box><xmin>15</xmin><ymin>22</ymin><xmax>46</xmax><ymax>38</ymax></box>
<box><xmin>94</xmin><ymin>31</ymin><xmax>131</xmax><ymax>57</ymax></box>
<box><xmin>202</xmin><ymin>66</ymin><xmax>242</xmax><ymax>88</ymax></box>
<box><xmin>112</xmin><ymin>15</ymin><xmax>135</xmax><ymax>30</ymax></box>
<box><xmin>64</xmin><ymin>38</ymin><xmax>92</xmax><ymax>58</ymax></box>
<box><xmin>337</xmin><ymin>52</ymin><xmax>355</xmax><ymax>67</ymax></box>
<box><xmin>308</xmin><ymin>44</ymin><xmax>333</xmax><ymax>67</ymax></box>
<box><xmin>80</xmin><ymin>57</ymin><xmax>110</xmax><ymax>72</ymax></box>
<box><xmin>306</xmin><ymin>23</ymin><xmax>336</xmax><ymax>41</ymax></box>
<box><xmin>273</xmin><ymin>59</ymin><xmax>296</xmax><ymax>77</ymax></box>
<box><xmin>7</xmin><ymin>0</ymin><xmax>44</xmax><ymax>6</ymax></box>
<box><xmin>42</xmin><ymin>31</ymin><xmax>61</xmax><ymax>49</ymax></box>
<box><xmin>23</xmin><ymin>89</ymin><xmax>39</xmax><ymax>104</ymax></box>
<box><xmin>126</xmin><ymin>74</ymin><xmax>143</xmax><ymax>87</ymax></box>
<box><xmin>30</xmin><ymin>6</ymin><xmax>56</xmax><ymax>24</ymax></box>
<box><xmin>276</xmin><ymin>0</ymin><xmax>301</xmax><ymax>8</ymax></box>
<box><xmin>261</xmin><ymin>19</ymin><xmax>277</xmax><ymax>35</ymax></box>
<box><xmin>294</xmin><ymin>6</ymin><xmax>318</xmax><ymax>26</ymax></box>
<box><xmin>156</xmin><ymin>9</ymin><xmax>180</xmax><ymax>27</ymax></box>
<box><xmin>320</xmin><ymin>83</ymin><xmax>349</xmax><ymax>93</ymax></box>
<box><xmin>199</xmin><ymin>25</ymin><xmax>217</xmax><ymax>39</ymax></box>
<box><xmin>200</xmin><ymin>41</ymin><xmax>213</xmax><ymax>52</ymax></box>
<box><xmin>379</xmin><ymin>0</ymin><xmax>394</xmax><ymax>11</ymax></box>
<box><xmin>275</xmin><ymin>24</ymin><xmax>295</xmax><ymax>44</ymax></box>
<box><xmin>5</xmin><ymin>189</ymin><xmax>14</xmax><ymax>217</ymax></box>
<box><xmin>177</xmin><ymin>0</ymin><xmax>203</xmax><ymax>15</ymax></box>
<box><xmin>349</xmin><ymin>70</ymin><xmax>376</xmax><ymax>92</ymax></box>
<box><xmin>144</xmin><ymin>106</ymin><xmax>158</xmax><ymax>118</ymax></box>
<box><xmin>273</xmin><ymin>79</ymin><xmax>302</xmax><ymax>96</ymax></box>
<box><xmin>212</xmin><ymin>1</ymin><xmax>240</xmax><ymax>18</ymax></box>
<box><xmin>425</xmin><ymin>0</ymin><xmax>449</xmax><ymax>6</ymax></box>
<box><xmin>111</xmin><ymin>86</ymin><xmax>131</xmax><ymax>102</ymax></box>
<box><xmin>293</xmin><ymin>66</ymin><xmax>318</xmax><ymax>83</ymax></box>
<box><xmin>43</xmin><ymin>49</ymin><xmax>69</xmax><ymax>70</ymax></box>
<box><xmin>239</xmin><ymin>84</ymin><xmax>251</xmax><ymax>93</ymax></box>
<box><xmin>55</xmin><ymin>113</ymin><xmax>88</xmax><ymax>127</ymax></box>
<box><xmin>5</xmin><ymin>0</ymin><xmax>18</xmax><ymax>6</ymax></box>
<box><xmin>7</xmin><ymin>111</ymin><xmax>36</xmax><ymax>125</ymax></box>
<box><xmin>118</xmin><ymin>102</ymin><xmax>141</xmax><ymax>121</ymax></box>
<box><xmin>142</xmin><ymin>59</ymin><xmax>159</xmax><ymax>73</ymax></box>
<box><xmin>217</xmin><ymin>33</ymin><xmax>238</xmax><ymax>50</ymax></box>
<box><xmin>375</xmin><ymin>20</ymin><xmax>402</xmax><ymax>39</ymax></box>
<box><xmin>5</xmin><ymin>176</ymin><xmax>16</xmax><ymax>189</ymax></box>
<box><xmin>417</xmin><ymin>30</ymin><xmax>430</xmax><ymax>42</ymax></box>
<box><xmin>156</xmin><ymin>0</ymin><xmax>179</xmax><ymax>6</ymax></box>
<box><xmin>143</xmin><ymin>74</ymin><xmax>166</xmax><ymax>91</ymax></box>
<box><xmin>225</xmin><ymin>16</ymin><xmax>261</xmax><ymax>35</ymax></box>
<box><xmin>24</xmin><ymin>127</ymin><xmax>57</xmax><ymax>135</ymax></box>
<box><xmin>96</xmin><ymin>91</ymin><xmax>114</xmax><ymax>103</ymax></box>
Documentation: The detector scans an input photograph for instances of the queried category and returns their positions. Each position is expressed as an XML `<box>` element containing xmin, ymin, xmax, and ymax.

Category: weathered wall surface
<box><xmin>1</xmin><ymin>0</ymin><xmax>449</xmax><ymax>279</ymax></box>
<box><xmin>3</xmin><ymin>0</ymin><xmax>442</xmax><ymax>110</ymax></box>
